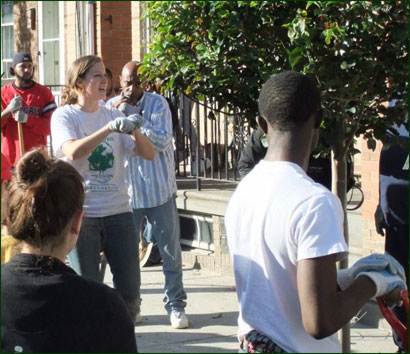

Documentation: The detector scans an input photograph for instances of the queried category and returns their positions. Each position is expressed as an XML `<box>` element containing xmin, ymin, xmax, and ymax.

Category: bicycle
<box><xmin>346</xmin><ymin>175</ymin><xmax>365</xmax><ymax>211</ymax></box>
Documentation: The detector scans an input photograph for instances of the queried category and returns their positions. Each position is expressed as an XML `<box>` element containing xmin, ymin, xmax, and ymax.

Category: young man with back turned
<box><xmin>225</xmin><ymin>71</ymin><xmax>406</xmax><ymax>353</ymax></box>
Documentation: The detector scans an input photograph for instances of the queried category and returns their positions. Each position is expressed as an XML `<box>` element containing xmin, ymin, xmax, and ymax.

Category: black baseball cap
<box><xmin>12</xmin><ymin>52</ymin><xmax>33</xmax><ymax>67</ymax></box>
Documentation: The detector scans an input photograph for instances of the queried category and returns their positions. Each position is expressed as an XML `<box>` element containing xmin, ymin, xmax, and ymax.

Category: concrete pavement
<box><xmin>103</xmin><ymin>263</ymin><xmax>397</xmax><ymax>353</ymax></box>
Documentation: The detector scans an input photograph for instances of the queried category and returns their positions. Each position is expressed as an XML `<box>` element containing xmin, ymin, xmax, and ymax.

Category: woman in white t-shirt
<box><xmin>51</xmin><ymin>55</ymin><xmax>155</xmax><ymax>324</ymax></box>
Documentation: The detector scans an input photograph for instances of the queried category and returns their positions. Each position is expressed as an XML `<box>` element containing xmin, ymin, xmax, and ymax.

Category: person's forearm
<box><xmin>315</xmin><ymin>276</ymin><xmax>376</xmax><ymax>339</ymax></box>
<box><xmin>62</xmin><ymin>124</ymin><xmax>112</xmax><ymax>161</ymax></box>
<box><xmin>131</xmin><ymin>129</ymin><xmax>155</xmax><ymax>160</ymax></box>
<box><xmin>298</xmin><ymin>256</ymin><xmax>377</xmax><ymax>340</ymax></box>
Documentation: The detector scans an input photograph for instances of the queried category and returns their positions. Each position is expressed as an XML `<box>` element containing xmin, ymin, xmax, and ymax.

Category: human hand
<box><xmin>121</xmin><ymin>85</ymin><xmax>133</xmax><ymax>100</ymax></box>
<box><xmin>126</xmin><ymin>113</ymin><xmax>145</xmax><ymax>130</ymax></box>
<box><xmin>380</xmin><ymin>286</ymin><xmax>404</xmax><ymax>307</ymax></box>
<box><xmin>337</xmin><ymin>253</ymin><xmax>406</xmax><ymax>290</ymax></box>
<box><xmin>108</xmin><ymin>117</ymin><xmax>138</xmax><ymax>134</ymax></box>
<box><xmin>374</xmin><ymin>205</ymin><xmax>386</xmax><ymax>236</ymax></box>
<box><xmin>357</xmin><ymin>269</ymin><xmax>406</xmax><ymax>300</ymax></box>
<box><xmin>14</xmin><ymin>110</ymin><xmax>28</xmax><ymax>123</ymax></box>
<box><xmin>7</xmin><ymin>95</ymin><xmax>23</xmax><ymax>113</ymax></box>
<box><xmin>117</xmin><ymin>102</ymin><xmax>127</xmax><ymax>113</ymax></box>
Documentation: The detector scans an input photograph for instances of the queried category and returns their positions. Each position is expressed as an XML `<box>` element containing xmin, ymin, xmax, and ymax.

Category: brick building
<box><xmin>1</xmin><ymin>1</ymin><xmax>146</xmax><ymax>95</ymax></box>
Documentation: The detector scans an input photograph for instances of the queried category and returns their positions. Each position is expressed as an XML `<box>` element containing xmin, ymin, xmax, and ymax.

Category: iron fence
<box><xmin>171</xmin><ymin>94</ymin><xmax>250</xmax><ymax>189</ymax></box>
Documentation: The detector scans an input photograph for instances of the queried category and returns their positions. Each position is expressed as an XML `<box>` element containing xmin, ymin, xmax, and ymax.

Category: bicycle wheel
<box><xmin>346</xmin><ymin>184</ymin><xmax>365</xmax><ymax>211</ymax></box>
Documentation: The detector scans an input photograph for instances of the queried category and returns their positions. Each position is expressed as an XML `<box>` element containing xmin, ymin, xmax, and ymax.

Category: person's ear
<box><xmin>70</xmin><ymin>210</ymin><xmax>84</xmax><ymax>236</ymax></box>
<box><xmin>257</xmin><ymin>116</ymin><xmax>268</xmax><ymax>135</ymax></box>
<box><xmin>75</xmin><ymin>78</ymin><xmax>84</xmax><ymax>92</ymax></box>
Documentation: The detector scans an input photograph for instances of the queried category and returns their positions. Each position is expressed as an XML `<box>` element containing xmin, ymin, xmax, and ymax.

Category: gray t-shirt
<box><xmin>51</xmin><ymin>105</ymin><xmax>135</xmax><ymax>217</ymax></box>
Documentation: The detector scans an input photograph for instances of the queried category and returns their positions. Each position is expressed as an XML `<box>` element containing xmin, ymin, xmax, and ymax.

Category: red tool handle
<box><xmin>377</xmin><ymin>289</ymin><xmax>409</xmax><ymax>352</ymax></box>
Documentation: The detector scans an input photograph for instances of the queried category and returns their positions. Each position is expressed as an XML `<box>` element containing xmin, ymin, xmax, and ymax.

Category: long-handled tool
<box><xmin>17</xmin><ymin>121</ymin><xmax>25</xmax><ymax>155</ymax></box>
<box><xmin>377</xmin><ymin>289</ymin><xmax>409</xmax><ymax>352</ymax></box>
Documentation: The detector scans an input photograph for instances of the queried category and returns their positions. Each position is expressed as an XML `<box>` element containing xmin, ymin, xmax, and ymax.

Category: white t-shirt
<box><xmin>51</xmin><ymin>105</ymin><xmax>136</xmax><ymax>217</ymax></box>
<box><xmin>225</xmin><ymin>160</ymin><xmax>348</xmax><ymax>353</ymax></box>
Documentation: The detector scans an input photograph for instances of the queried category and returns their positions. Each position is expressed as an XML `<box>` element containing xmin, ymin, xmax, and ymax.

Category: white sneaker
<box><xmin>170</xmin><ymin>310</ymin><xmax>189</xmax><ymax>329</ymax></box>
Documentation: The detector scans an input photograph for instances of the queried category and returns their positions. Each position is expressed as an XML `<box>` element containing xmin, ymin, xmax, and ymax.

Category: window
<box><xmin>1</xmin><ymin>1</ymin><xmax>14</xmax><ymax>80</ymax></box>
<box><xmin>41</xmin><ymin>1</ymin><xmax>60</xmax><ymax>86</ymax></box>
<box><xmin>75</xmin><ymin>1</ymin><xmax>95</xmax><ymax>57</ymax></box>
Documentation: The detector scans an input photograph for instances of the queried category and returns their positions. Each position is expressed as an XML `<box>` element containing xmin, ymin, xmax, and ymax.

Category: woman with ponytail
<box><xmin>51</xmin><ymin>55</ymin><xmax>154</xmax><ymax>324</ymax></box>
<box><xmin>1</xmin><ymin>152</ymin><xmax>20</xmax><ymax>263</ymax></box>
<box><xmin>1</xmin><ymin>148</ymin><xmax>138</xmax><ymax>352</ymax></box>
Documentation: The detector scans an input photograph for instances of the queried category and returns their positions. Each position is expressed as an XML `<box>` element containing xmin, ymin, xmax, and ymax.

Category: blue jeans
<box><xmin>68</xmin><ymin>212</ymin><xmax>140</xmax><ymax>306</ymax></box>
<box><xmin>133</xmin><ymin>196</ymin><xmax>187</xmax><ymax>313</ymax></box>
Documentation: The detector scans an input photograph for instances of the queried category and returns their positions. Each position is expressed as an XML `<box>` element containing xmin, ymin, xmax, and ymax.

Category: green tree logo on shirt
<box><xmin>88</xmin><ymin>143</ymin><xmax>114</xmax><ymax>173</ymax></box>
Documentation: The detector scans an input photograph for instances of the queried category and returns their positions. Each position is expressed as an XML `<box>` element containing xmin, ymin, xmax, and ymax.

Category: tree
<box><xmin>285</xmin><ymin>0</ymin><xmax>408</xmax><ymax>187</ymax></box>
<box><xmin>140</xmin><ymin>1</ymin><xmax>302</xmax><ymax>121</ymax></box>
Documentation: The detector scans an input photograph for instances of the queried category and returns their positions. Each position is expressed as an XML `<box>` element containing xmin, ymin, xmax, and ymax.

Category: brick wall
<box><xmin>64</xmin><ymin>2</ymin><xmax>77</xmax><ymax>79</ymax></box>
<box><xmin>96</xmin><ymin>1</ymin><xmax>132</xmax><ymax>92</ymax></box>
<box><xmin>181</xmin><ymin>215</ymin><xmax>233</xmax><ymax>275</ymax></box>
<box><xmin>131</xmin><ymin>2</ymin><xmax>146</xmax><ymax>62</ymax></box>
<box><xmin>360</xmin><ymin>137</ymin><xmax>384</xmax><ymax>256</ymax></box>
<box><xmin>13</xmin><ymin>1</ymin><xmax>39</xmax><ymax>82</ymax></box>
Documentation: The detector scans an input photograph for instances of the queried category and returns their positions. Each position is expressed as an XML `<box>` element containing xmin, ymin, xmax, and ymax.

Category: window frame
<box><xmin>1</xmin><ymin>1</ymin><xmax>14</xmax><ymax>80</ymax></box>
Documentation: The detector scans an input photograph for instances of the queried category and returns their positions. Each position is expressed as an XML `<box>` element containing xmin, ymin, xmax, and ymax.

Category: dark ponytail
<box><xmin>6</xmin><ymin>149</ymin><xmax>84</xmax><ymax>249</ymax></box>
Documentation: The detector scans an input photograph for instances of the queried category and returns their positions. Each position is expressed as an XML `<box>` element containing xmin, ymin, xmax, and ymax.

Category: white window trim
<box><xmin>1</xmin><ymin>3</ymin><xmax>14</xmax><ymax>80</ymax></box>
<box><xmin>38</xmin><ymin>1</ymin><xmax>65</xmax><ymax>87</ymax></box>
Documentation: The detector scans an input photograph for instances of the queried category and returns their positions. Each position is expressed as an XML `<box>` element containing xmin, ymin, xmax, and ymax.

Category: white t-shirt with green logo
<box><xmin>51</xmin><ymin>105</ymin><xmax>135</xmax><ymax>217</ymax></box>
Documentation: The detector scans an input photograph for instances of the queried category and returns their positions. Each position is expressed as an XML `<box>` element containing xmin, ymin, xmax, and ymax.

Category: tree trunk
<box><xmin>331</xmin><ymin>119</ymin><xmax>350</xmax><ymax>353</ymax></box>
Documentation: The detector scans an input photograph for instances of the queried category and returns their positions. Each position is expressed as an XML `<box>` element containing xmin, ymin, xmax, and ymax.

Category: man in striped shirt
<box><xmin>106</xmin><ymin>61</ymin><xmax>189</xmax><ymax>329</ymax></box>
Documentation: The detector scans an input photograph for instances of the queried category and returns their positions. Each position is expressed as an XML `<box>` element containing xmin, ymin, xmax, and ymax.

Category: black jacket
<box><xmin>1</xmin><ymin>254</ymin><xmax>138</xmax><ymax>353</ymax></box>
<box><xmin>379</xmin><ymin>140</ymin><xmax>409</xmax><ymax>226</ymax></box>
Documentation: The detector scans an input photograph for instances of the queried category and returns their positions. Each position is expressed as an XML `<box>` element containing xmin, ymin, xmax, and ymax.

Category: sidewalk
<box><xmin>103</xmin><ymin>264</ymin><xmax>397</xmax><ymax>353</ymax></box>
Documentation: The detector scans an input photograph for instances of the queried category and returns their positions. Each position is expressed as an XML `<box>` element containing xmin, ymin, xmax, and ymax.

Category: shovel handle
<box><xmin>17</xmin><ymin>121</ymin><xmax>25</xmax><ymax>155</ymax></box>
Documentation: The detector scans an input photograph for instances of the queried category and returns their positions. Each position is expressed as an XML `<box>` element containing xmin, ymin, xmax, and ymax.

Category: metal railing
<box><xmin>172</xmin><ymin>93</ymin><xmax>250</xmax><ymax>189</ymax></box>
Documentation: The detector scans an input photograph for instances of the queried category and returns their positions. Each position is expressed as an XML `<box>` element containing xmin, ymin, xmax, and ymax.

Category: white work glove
<box><xmin>14</xmin><ymin>110</ymin><xmax>28</xmax><ymax>123</ymax></box>
<box><xmin>109</xmin><ymin>116</ymin><xmax>138</xmax><ymax>134</ymax></box>
<box><xmin>337</xmin><ymin>253</ymin><xmax>406</xmax><ymax>291</ymax></box>
<box><xmin>7</xmin><ymin>95</ymin><xmax>23</xmax><ymax>113</ymax></box>
<box><xmin>127</xmin><ymin>113</ymin><xmax>145</xmax><ymax>130</ymax></box>
<box><xmin>357</xmin><ymin>269</ymin><xmax>407</xmax><ymax>299</ymax></box>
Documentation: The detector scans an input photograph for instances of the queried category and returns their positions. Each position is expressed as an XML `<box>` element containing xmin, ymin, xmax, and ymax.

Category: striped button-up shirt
<box><xmin>106</xmin><ymin>92</ymin><xmax>177</xmax><ymax>208</ymax></box>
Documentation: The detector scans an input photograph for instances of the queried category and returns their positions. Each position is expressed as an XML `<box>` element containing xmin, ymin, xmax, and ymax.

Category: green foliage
<box><xmin>283</xmin><ymin>1</ymin><xmax>409</xmax><ymax>155</ymax></box>
<box><xmin>141</xmin><ymin>1</ymin><xmax>303</xmax><ymax>122</ymax></box>
<box><xmin>141</xmin><ymin>1</ymin><xmax>409</xmax><ymax>151</ymax></box>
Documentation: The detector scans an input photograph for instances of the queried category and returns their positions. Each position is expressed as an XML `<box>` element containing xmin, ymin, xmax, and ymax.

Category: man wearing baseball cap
<box><xmin>1</xmin><ymin>52</ymin><xmax>57</xmax><ymax>167</ymax></box>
